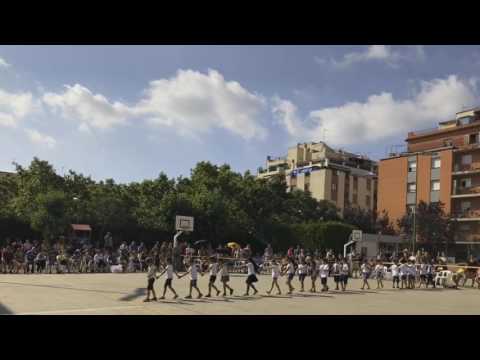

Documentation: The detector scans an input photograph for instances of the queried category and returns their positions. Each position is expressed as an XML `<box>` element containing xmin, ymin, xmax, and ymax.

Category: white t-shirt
<box><xmin>271</xmin><ymin>264</ymin><xmax>280</xmax><ymax>278</ymax></box>
<box><xmin>332</xmin><ymin>263</ymin><xmax>340</xmax><ymax>275</ymax></box>
<box><xmin>189</xmin><ymin>264</ymin><xmax>198</xmax><ymax>280</ymax></box>
<box><xmin>390</xmin><ymin>264</ymin><xmax>399</xmax><ymax>277</ymax></box>
<box><xmin>298</xmin><ymin>264</ymin><xmax>307</xmax><ymax>275</ymax></box>
<box><xmin>399</xmin><ymin>264</ymin><xmax>407</xmax><ymax>276</ymax></box>
<box><xmin>419</xmin><ymin>264</ymin><xmax>427</xmax><ymax>275</ymax></box>
<box><xmin>361</xmin><ymin>263</ymin><xmax>370</xmax><ymax>274</ymax></box>
<box><xmin>147</xmin><ymin>265</ymin><xmax>158</xmax><ymax>279</ymax></box>
<box><xmin>287</xmin><ymin>263</ymin><xmax>295</xmax><ymax>274</ymax></box>
<box><xmin>165</xmin><ymin>264</ymin><xmax>174</xmax><ymax>279</ymax></box>
<box><xmin>374</xmin><ymin>264</ymin><xmax>384</xmax><ymax>275</ymax></box>
<box><xmin>218</xmin><ymin>264</ymin><xmax>228</xmax><ymax>277</ymax></box>
<box><xmin>320</xmin><ymin>264</ymin><xmax>329</xmax><ymax>278</ymax></box>
<box><xmin>341</xmin><ymin>263</ymin><xmax>349</xmax><ymax>275</ymax></box>
<box><xmin>247</xmin><ymin>262</ymin><xmax>255</xmax><ymax>276</ymax></box>
<box><xmin>209</xmin><ymin>263</ymin><xmax>218</xmax><ymax>276</ymax></box>
<box><xmin>408</xmin><ymin>265</ymin><xmax>416</xmax><ymax>276</ymax></box>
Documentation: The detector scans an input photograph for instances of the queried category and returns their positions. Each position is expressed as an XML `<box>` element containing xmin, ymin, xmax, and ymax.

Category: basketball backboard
<box><xmin>175</xmin><ymin>215</ymin><xmax>194</xmax><ymax>232</ymax></box>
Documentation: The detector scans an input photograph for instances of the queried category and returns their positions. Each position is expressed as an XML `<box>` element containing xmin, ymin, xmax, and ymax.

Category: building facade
<box><xmin>377</xmin><ymin>107</ymin><xmax>480</xmax><ymax>260</ymax></box>
<box><xmin>257</xmin><ymin>142</ymin><xmax>378</xmax><ymax>215</ymax></box>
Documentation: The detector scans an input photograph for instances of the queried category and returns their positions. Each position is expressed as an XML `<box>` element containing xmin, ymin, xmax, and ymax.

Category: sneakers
<box><xmin>222</xmin><ymin>293</ymin><xmax>227</xmax><ymax>297</ymax></box>
<box><xmin>159</xmin><ymin>296</ymin><xmax>165</xmax><ymax>300</ymax></box>
<box><xmin>185</xmin><ymin>295</ymin><xmax>192</xmax><ymax>299</ymax></box>
<box><xmin>143</xmin><ymin>298</ymin><xmax>150</xmax><ymax>302</ymax></box>
<box><xmin>229</xmin><ymin>288</ymin><xmax>234</xmax><ymax>296</ymax></box>
<box><xmin>217</xmin><ymin>290</ymin><xmax>221</xmax><ymax>296</ymax></box>
<box><xmin>173</xmin><ymin>294</ymin><xmax>178</xmax><ymax>299</ymax></box>
<box><xmin>266</xmin><ymin>290</ymin><xmax>271</xmax><ymax>295</ymax></box>
<box><xmin>205</xmin><ymin>294</ymin><xmax>211</xmax><ymax>298</ymax></box>
<box><xmin>197</xmin><ymin>294</ymin><xmax>203</xmax><ymax>299</ymax></box>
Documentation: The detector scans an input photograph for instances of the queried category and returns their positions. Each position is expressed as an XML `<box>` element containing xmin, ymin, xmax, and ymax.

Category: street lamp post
<box><xmin>412</xmin><ymin>206</ymin><xmax>416</xmax><ymax>254</ymax></box>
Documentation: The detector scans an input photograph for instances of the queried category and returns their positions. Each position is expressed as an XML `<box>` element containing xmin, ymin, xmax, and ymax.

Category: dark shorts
<box><xmin>311</xmin><ymin>275</ymin><xmax>317</xmax><ymax>281</ymax></box>
<box><xmin>209</xmin><ymin>275</ymin><xmax>217</xmax><ymax>284</ymax></box>
<box><xmin>287</xmin><ymin>273</ymin><xmax>294</xmax><ymax>281</ymax></box>
<box><xmin>147</xmin><ymin>278</ymin><xmax>155</xmax><ymax>290</ymax></box>
<box><xmin>362</xmin><ymin>272</ymin><xmax>370</xmax><ymax>280</ymax></box>
<box><xmin>221</xmin><ymin>275</ymin><xmax>230</xmax><ymax>282</ymax></box>
<box><xmin>407</xmin><ymin>274</ymin><xmax>414</xmax><ymax>281</ymax></box>
<box><xmin>401</xmin><ymin>275</ymin><xmax>407</xmax><ymax>281</ymax></box>
<box><xmin>393</xmin><ymin>275</ymin><xmax>400</xmax><ymax>282</ymax></box>
<box><xmin>299</xmin><ymin>274</ymin><xmax>307</xmax><ymax>282</ymax></box>
<box><xmin>334</xmin><ymin>275</ymin><xmax>341</xmax><ymax>283</ymax></box>
<box><xmin>420</xmin><ymin>274</ymin><xmax>427</xmax><ymax>280</ymax></box>
<box><xmin>341</xmin><ymin>274</ymin><xmax>348</xmax><ymax>284</ymax></box>
<box><xmin>246</xmin><ymin>274</ymin><xmax>258</xmax><ymax>284</ymax></box>
<box><xmin>321</xmin><ymin>277</ymin><xmax>327</xmax><ymax>285</ymax></box>
<box><xmin>164</xmin><ymin>278</ymin><xmax>172</xmax><ymax>287</ymax></box>
<box><xmin>190</xmin><ymin>279</ymin><xmax>197</xmax><ymax>287</ymax></box>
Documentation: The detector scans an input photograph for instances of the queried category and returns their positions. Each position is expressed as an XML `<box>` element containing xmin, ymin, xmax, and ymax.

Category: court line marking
<box><xmin>17</xmin><ymin>305</ymin><xmax>146</xmax><ymax>315</ymax></box>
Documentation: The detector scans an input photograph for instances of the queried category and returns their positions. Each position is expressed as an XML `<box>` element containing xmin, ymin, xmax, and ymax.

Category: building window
<box><xmin>469</xmin><ymin>133</ymin><xmax>479</xmax><ymax>145</ymax></box>
<box><xmin>431</xmin><ymin>180</ymin><xmax>440</xmax><ymax>191</ymax></box>
<box><xmin>432</xmin><ymin>157</ymin><xmax>441</xmax><ymax>169</ymax></box>
<box><xmin>366</xmin><ymin>178</ymin><xmax>371</xmax><ymax>191</ymax></box>
<box><xmin>408</xmin><ymin>160</ymin><xmax>417</xmax><ymax>172</ymax></box>
<box><xmin>459</xmin><ymin>116</ymin><xmax>473</xmax><ymax>126</ymax></box>
<box><xmin>462</xmin><ymin>154</ymin><xmax>472</xmax><ymax>165</ymax></box>
<box><xmin>332</xmin><ymin>183</ymin><xmax>337</xmax><ymax>191</ymax></box>
<box><xmin>461</xmin><ymin>201</ymin><xmax>471</xmax><ymax>212</ymax></box>
<box><xmin>460</xmin><ymin>224</ymin><xmax>471</xmax><ymax>231</ymax></box>
<box><xmin>353</xmin><ymin>176</ymin><xmax>358</xmax><ymax>191</ymax></box>
<box><xmin>366</xmin><ymin>195</ymin><xmax>371</xmax><ymax>207</ymax></box>
<box><xmin>460</xmin><ymin>178</ymin><xmax>472</xmax><ymax>188</ymax></box>
<box><xmin>407</xmin><ymin>183</ymin><xmax>416</xmax><ymax>193</ymax></box>
<box><xmin>352</xmin><ymin>193</ymin><xmax>358</xmax><ymax>204</ymax></box>
<box><xmin>407</xmin><ymin>204</ymin><xmax>415</xmax><ymax>214</ymax></box>
<box><xmin>305</xmin><ymin>183</ymin><xmax>310</xmax><ymax>193</ymax></box>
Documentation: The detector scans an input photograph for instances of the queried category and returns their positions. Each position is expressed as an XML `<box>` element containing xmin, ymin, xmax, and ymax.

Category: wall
<box><xmin>417</xmin><ymin>154</ymin><xmax>431</xmax><ymax>204</ymax></box>
<box><xmin>377</xmin><ymin>157</ymin><xmax>408</xmax><ymax>228</ymax></box>
<box><xmin>309</xmin><ymin>169</ymin><xmax>327</xmax><ymax>201</ymax></box>
<box><xmin>407</xmin><ymin>123</ymin><xmax>480</xmax><ymax>152</ymax></box>
<box><xmin>439</xmin><ymin>150</ymin><xmax>453</xmax><ymax>214</ymax></box>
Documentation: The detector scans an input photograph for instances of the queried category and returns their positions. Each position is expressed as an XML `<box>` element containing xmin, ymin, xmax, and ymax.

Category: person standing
<box><xmin>243</xmin><ymin>258</ymin><xmax>259</xmax><ymax>296</ymax></box>
<box><xmin>340</xmin><ymin>259</ymin><xmax>349</xmax><ymax>291</ymax></box>
<box><xmin>360</xmin><ymin>260</ymin><xmax>371</xmax><ymax>290</ymax></box>
<box><xmin>157</xmin><ymin>258</ymin><xmax>179</xmax><ymax>300</ymax></box>
<box><xmin>206</xmin><ymin>257</ymin><xmax>221</xmax><ymax>297</ymax></box>
<box><xmin>319</xmin><ymin>259</ymin><xmax>330</xmax><ymax>292</ymax></box>
<box><xmin>104</xmin><ymin>232</ymin><xmax>113</xmax><ymax>250</ymax></box>
<box><xmin>143</xmin><ymin>258</ymin><xmax>159</xmax><ymax>302</ymax></box>
<box><xmin>391</xmin><ymin>260</ymin><xmax>400</xmax><ymax>289</ymax></box>
<box><xmin>266</xmin><ymin>259</ymin><xmax>282</xmax><ymax>295</ymax></box>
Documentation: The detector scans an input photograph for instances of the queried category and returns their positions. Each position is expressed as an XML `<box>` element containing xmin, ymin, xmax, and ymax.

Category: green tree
<box><xmin>30</xmin><ymin>190</ymin><xmax>70</xmax><ymax>244</ymax></box>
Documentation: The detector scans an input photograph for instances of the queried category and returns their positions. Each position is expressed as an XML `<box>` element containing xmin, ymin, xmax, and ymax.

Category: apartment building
<box><xmin>257</xmin><ymin>142</ymin><xmax>378</xmax><ymax>215</ymax></box>
<box><xmin>377</xmin><ymin>107</ymin><xmax>480</xmax><ymax>260</ymax></box>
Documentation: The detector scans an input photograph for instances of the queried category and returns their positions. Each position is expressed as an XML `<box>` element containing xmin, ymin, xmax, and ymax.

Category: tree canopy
<box><xmin>0</xmin><ymin>157</ymin><xmax>377</xmax><ymax>252</ymax></box>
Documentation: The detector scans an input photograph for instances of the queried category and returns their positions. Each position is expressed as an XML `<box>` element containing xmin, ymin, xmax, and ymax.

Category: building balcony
<box><xmin>266</xmin><ymin>156</ymin><xmax>287</xmax><ymax>167</ymax></box>
<box><xmin>452</xmin><ymin>163</ymin><xmax>480</xmax><ymax>174</ymax></box>
<box><xmin>452</xmin><ymin>209</ymin><xmax>480</xmax><ymax>221</ymax></box>
<box><xmin>451</xmin><ymin>186</ymin><xmax>480</xmax><ymax>197</ymax></box>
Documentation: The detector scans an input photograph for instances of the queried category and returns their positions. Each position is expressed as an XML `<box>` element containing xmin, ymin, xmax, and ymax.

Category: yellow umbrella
<box><xmin>227</xmin><ymin>242</ymin><xmax>240</xmax><ymax>249</ymax></box>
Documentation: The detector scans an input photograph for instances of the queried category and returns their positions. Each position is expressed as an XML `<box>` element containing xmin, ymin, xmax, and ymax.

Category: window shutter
<box><xmin>464</xmin><ymin>134</ymin><xmax>470</xmax><ymax>145</ymax></box>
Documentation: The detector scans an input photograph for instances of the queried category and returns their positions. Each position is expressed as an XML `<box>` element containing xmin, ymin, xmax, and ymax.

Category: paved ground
<box><xmin>1</xmin><ymin>273</ymin><xmax>479</xmax><ymax>315</ymax></box>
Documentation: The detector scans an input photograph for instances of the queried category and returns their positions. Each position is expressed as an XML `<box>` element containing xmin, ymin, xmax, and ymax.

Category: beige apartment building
<box><xmin>258</xmin><ymin>142</ymin><xmax>378</xmax><ymax>215</ymax></box>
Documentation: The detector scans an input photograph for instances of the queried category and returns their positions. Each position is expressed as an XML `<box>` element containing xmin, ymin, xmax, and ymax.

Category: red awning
<box><xmin>71</xmin><ymin>224</ymin><xmax>92</xmax><ymax>231</ymax></box>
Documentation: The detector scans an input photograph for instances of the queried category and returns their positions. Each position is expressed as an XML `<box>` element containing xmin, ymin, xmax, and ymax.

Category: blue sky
<box><xmin>1</xmin><ymin>45</ymin><xmax>480</xmax><ymax>182</ymax></box>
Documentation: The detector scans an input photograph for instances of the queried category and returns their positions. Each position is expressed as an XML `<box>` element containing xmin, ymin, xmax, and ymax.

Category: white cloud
<box><xmin>0</xmin><ymin>57</ymin><xmax>10</xmax><ymax>68</ymax></box>
<box><xmin>0</xmin><ymin>89</ymin><xmax>35</xmax><ymax>127</ymax></box>
<box><xmin>43</xmin><ymin>84</ymin><xmax>132</xmax><ymax>130</ymax></box>
<box><xmin>135</xmin><ymin>69</ymin><xmax>267</xmax><ymax>140</ymax></box>
<box><xmin>316</xmin><ymin>45</ymin><xmax>426</xmax><ymax>69</ymax></box>
<box><xmin>42</xmin><ymin>69</ymin><xmax>268</xmax><ymax>140</ymax></box>
<box><xmin>25</xmin><ymin>129</ymin><xmax>57</xmax><ymax>149</ymax></box>
<box><xmin>274</xmin><ymin>75</ymin><xmax>478</xmax><ymax>147</ymax></box>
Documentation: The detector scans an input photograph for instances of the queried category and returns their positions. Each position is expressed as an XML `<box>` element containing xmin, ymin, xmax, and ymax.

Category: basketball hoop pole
<box><xmin>173</xmin><ymin>230</ymin><xmax>183</xmax><ymax>271</ymax></box>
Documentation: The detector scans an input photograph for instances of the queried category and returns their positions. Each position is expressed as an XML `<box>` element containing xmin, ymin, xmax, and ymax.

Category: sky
<box><xmin>1</xmin><ymin>45</ymin><xmax>480</xmax><ymax>183</ymax></box>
